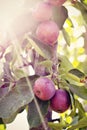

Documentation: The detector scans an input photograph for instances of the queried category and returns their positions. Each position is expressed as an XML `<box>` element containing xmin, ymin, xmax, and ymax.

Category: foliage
<box><xmin>0</xmin><ymin>0</ymin><xmax>87</xmax><ymax>130</ymax></box>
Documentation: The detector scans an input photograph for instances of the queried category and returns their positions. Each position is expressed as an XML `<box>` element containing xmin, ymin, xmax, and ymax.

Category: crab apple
<box><xmin>32</xmin><ymin>2</ymin><xmax>53</xmax><ymax>22</ymax></box>
<box><xmin>36</xmin><ymin>20</ymin><xmax>59</xmax><ymax>45</ymax></box>
<box><xmin>46</xmin><ymin>0</ymin><xmax>66</xmax><ymax>6</ymax></box>
<box><xmin>50</xmin><ymin>89</ymin><xmax>71</xmax><ymax>113</ymax></box>
<box><xmin>33</xmin><ymin>77</ymin><xmax>56</xmax><ymax>101</ymax></box>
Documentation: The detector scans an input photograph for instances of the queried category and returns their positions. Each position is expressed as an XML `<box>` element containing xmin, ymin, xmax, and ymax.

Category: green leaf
<box><xmin>67</xmin><ymin>82</ymin><xmax>87</xmax><ymax>100</ymax></box>
<box><xmin>2</xmin><ymin>111</ymin><xmax>18</xmax><ymax>124</ymax></box>
<box><xmin>69</xmin><ymin>69</ymin><xmax>85</xmax><ymax>78</ymax></box>
<box><xmin>59</xmin><ymin>55</ymin><xmax>73</xmax><ymax>73</ymax></box>
<box><xmin>79</xmin><ymin>127</ymin><xmax>87</xmax><ymax>130</ymax></box>
<box><xmin>0</xmin><ymin>118</ymin><xmax>6</xmax><ymax>130</ymax></box>
<box><xmin>37</xmin><ymin>60</ymin><xmax>52</xmax><ymax>71</ymax></box>
<box><xmin>2</xmin><ymin>106</ymin><xmax>25</xmax><ymax>124</ymax></box>
<box><xmin>0</xmin><ymin>76</ymin><xmax>37</xmax><ymax>119</ymax></box>
<box><xmin>80</xmin><ymin>2</ymin><xmax>87</xmax><ymax>10</ymax></box>
<box><xmin>65</xmin><ymin>72</ymin><xmax>84</xmax><ymax>86</ymax></box>
<box><xmin>53</xmin><ymin>6</ymin><xmax>68</xmax><ymax>29</ymax></box>
<box><xmin>74</xmin><ymin>2</ymin><xmax>87</xmax><ymax>24</ymax></box>
<box><xmin>81</xmin><ymin>0</ymin><xmax>87</xmax><ymax>5</ymax></box>
<box><xmin>13</xmin><ymin>68</ymin><xmax>28</xmax><ymax>80</ymax></box>
<box><xmin>62</xmin><ymin>28</ymin><xmax>71</xmax><ymax>46</ymax></box>
<box><xmin>38</xmin><ymin>60</ymin><xmax>52</xmax><ymax>68</ymax></box>
<box><xmin>69</xmin><ymin>99</ymin><xmax>85</xmax><ymax>119</ymax></box>
<box><xmin>9</xmin><ymin>44</ymin><xmax>23</xmax><ymax>68</ymax></box>
<box><xmin>27</xmin><ymin>98</ymin><xmax>49</xmax><ymax>128</ymax></box>
<box><xmin>64</xmin><ymin>18</ymin><xmax>73</xmax><ymax>28</ymax></box>
<box><xmin>67</xmin><ymin>116</ymin><xmax>87</xmax><ymax>130</ymax></box>
<box><xmin>75</xmin><ymin>99</ymin><xmax>85</xmax><ymax>117</ymax></box>
<box><xmin>48</xmin><ymin>121</ymin><xmax>67</xmax><ymax>130</ymax></box>
<box><xmin>26</xmin><ymin>35</ymin><xmax>53</xmax><ymax>59</ymax></box>
<box><xmin>70</xmin><ymin>116</ymin><xmax>79</xmax><ymax>126</ymax></box>
<box><xmin>0</xmin><ymin>125</ymin><xmax>6</xmax><ymax>130</ymax></box>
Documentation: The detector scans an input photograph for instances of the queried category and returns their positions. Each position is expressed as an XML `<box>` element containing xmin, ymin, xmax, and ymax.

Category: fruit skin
<box><xmin>36</xmin><ymin>20</ymin><xmax>59</xmax><ymax>46</ymax></box>
<box><xmin>33</xmin><ymin>77</ymin><xmax>56</xmax><ymax>101</ymax></box>
<box><xmin>46</xmin><ymin>0</ymin><xmax>66</xmax><ymax>6</ymax></box>
<box><xmin>50</xmin><ymin>89</ymin><xmax>71</xmax><ymax>113</ymax></box>
<box><xmin>32</xmin><ymin>2</ymin><xmax>53</xmax><ymax>22</ymax></box>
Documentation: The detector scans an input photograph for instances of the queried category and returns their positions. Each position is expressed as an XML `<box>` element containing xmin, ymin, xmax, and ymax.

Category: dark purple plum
<box><xmin>50</xmin><ymin>89</ymin><xmax>71</xmax><ymax>113</ymax></box>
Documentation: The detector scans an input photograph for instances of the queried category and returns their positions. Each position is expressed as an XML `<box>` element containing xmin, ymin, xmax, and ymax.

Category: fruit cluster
<box><xmin>33</xmin><ymin>77</ymin><xmax>71</xmax><ymax>113</ymax></box>
<box><xmin>32</xmin><ymin>0</ymin><xmax>71</xmax><ymax>113</ymax></box>
<box><xmin>32</xmin><ymin>0</ymin><xmax>66</xmax><ymax>46</ymax></box>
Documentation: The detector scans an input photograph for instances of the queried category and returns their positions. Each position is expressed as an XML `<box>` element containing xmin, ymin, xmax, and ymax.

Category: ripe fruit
<box><xmin>46</xmin><ymin>0</ymin><xmax>66</xmax><ymax>6</ymax></box>
<box><xmin>50</xmin><ymin>89</ymin><xmax>71</xmax><ymax>113</ymax></box>
<box><xmin>36</xmin><ymin>20</ymin><xmax>59</xmax><ymax>45</ymax></box>
<box><xmin>32</xmin><ymin>2</ymin><xmax>53</xmax><ymax>22</ymax></box>
<box><xmin>33</xmin><ymin>77</ymin><xmax>56</xmax><ymax>101</ymax></box>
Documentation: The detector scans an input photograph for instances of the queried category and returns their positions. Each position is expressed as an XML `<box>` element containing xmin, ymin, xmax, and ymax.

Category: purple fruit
<box><xmin>36</xmin><ymin>20</ymin><xmax>59</xmax><ymax>46</ymax></box>
<box><xmin>46</xmin><ymin>0</ymin><xmax>66</xmax><ymax>6</ymax></box>
<box><xmin>50</xmin><ymin>89</ymin><xmax>71</xmax><ymax>113</ymax></box>
<box><xmin>32</xmin><ymin>2</ymin><xmax>53</xmax><ymax>22</ymax></box>
<box><xmin>33</xmin><ymin>77</ymin><xmax>56</xmax><ymax>101</ymax></box>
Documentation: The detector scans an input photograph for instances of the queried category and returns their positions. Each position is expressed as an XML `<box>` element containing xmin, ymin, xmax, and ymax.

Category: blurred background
<box><xmin>7</xmin><ymin>110</ymin><xmax>29</xmax><ymax>130</ymax></box>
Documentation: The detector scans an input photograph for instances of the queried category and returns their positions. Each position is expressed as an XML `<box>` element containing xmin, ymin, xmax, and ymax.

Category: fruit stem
<box><xmin>51</xmin><ymin>42</ymin><xmax>59</xmax><ymax>84</ymax></box>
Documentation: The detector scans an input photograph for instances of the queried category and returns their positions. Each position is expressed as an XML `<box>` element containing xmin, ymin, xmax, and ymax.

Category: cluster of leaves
<box><xmin>0</xmin><ymin>0</ymin><xmax>87</xmax><ymax>130</ymax></box>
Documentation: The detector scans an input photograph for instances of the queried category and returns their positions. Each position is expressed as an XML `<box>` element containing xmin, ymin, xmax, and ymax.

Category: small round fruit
<box><xmin>46</xmin><ymin>0</ymin><xmax>66</xmax><ymax>6</ymax></box>
<box><xmin>36</xmin><ymin>20</ymin><xmax>59</xmax><ymax>45</ymax></box>
<box><xmin>33</xmin><ymin>77</ymin><xmax>56</xmax><ymax>101</ymax></box>
<box><xmin>50</xmin><ymin>89</ymin><xmax>71</xmax><ymax>113</ymax></box>
<box><xmin>32</xmin><ymin>2</ymin><xmax>53</xmax><ymax>22</ymax></box>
